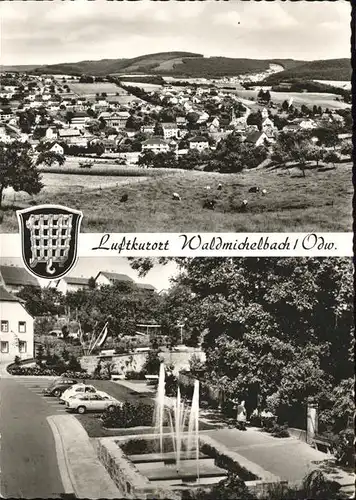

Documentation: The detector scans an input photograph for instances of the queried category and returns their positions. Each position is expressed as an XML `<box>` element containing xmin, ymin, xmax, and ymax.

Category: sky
<box><xmin>0</xmin><ymin>0</ymin><xmax>350</xmax><ymax>66</ymax></box>
<box><xmin>0</xmin><ymin>257</ymin><xmax>179</xmax><ymax>291</ymax></box>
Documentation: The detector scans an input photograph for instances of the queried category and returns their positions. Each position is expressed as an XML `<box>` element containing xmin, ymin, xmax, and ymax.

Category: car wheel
<box><xmin>53</xmin><ymin>389</ymin><xmax>61</xmax><ymax>397</ymax></box>
<box><xmin>77</xmin><ymin>406</ymin><xmax>86</xmax><ymax>414</ymax></box>
<box><xmin>107</xmin><ymin>405</ymin><xmax>115</xmax><ymax>412</ymax></box>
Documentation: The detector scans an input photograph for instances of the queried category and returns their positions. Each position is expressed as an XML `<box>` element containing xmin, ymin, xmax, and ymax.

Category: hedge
<box><xmin>101</xmin><ymin>401</ymin><xmax>155</xmax><ymax>428</ymax></box>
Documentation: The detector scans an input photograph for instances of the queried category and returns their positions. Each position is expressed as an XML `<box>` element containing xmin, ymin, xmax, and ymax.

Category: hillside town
<box><xmin>0</xmin><ymin>71</ymin><xmax>351</xmax><ymax>173</ymax></box>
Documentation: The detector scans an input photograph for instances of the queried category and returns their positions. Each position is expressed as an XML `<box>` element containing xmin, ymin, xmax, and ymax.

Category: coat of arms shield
<box><xmin>17</xmin><ymin>204</ymin><xmax>83</xmax><ymax>280</ymax></box>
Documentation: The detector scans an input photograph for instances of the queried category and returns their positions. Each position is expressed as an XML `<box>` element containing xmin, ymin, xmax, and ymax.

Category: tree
<box><xmin>340</xmin><ymin>140</ymin><xmax>352</xmax><ymax>159</ymax></box>
<box><xmin>17</xmin><ymin>285</ymin><xmax>65</xmax><ymax>316</ymax></box>
<box><xmin>138</xmin><ymin>150</ymin><xmax>156</xmax><ymax>168</ymax></box>
<box><xmin>323</xmin><ymin>150</ymin><xmax>340</xmax><ymax>168</ymax></box>
<box><xmin>36</xmin><ymin>151</ymin><xmax>66</xmax><ymax>167</ymax></box>
<box><xmin>130</xmin><ymin>257</ymin><xmax>353</xmax><ymax>422</ymax></box>
<box><xmin>65</xmin><ymin>111</ymin><xmax>74</xmax><ymax>124</ymax></box>
<box><xmin>88</xmin><ymin>277</ymin><xmax>96</xmax><ymax>289</ymax></box>
<box><xmin>313</xmin><ymin>126</ymin><xmax>339</xmax><ymax>149</ymax></box>
<box><xmin>282</xmin><ymin>100</ymin><xmax>289</xmax><ymax>112</ymax></box>
<box><xmin>35</xmin><ymin>344</ymin><xmax>45</xmax><ymax>367</ymax></box>
<box><xmin>0</xmin><ymin>142</ymin><xmax>43</xmax><ymax>208</ymax></box>
<box><xmin>246</xmin><ymin>110</ymin><xmax>262</xmax><ymax>130</ymax></box>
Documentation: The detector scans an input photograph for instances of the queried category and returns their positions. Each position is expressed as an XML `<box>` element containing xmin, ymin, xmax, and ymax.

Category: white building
<box><xmin>142</xmin><ymin>137</ymin><xmax>170</xmax><ymax>154</ymax></box>
<box><xmin>56</xmin><ymin>277</ymin><xmax>90</xmax><ymax>295</ymax></box>
<box><xmin>188</xmin><ymin>136</ymin><xmax>210</xmax><ymax>151</ymax></box>
<box><xmin>0</xmin><ymin>287</ymin><xmax>34</xmax><ymax>362</ymax></box>
<box><xmin>162</xmin><ymin>123</ymin><xmax>180</xmax><ymax>140</ymax></box>
<box><xmin>48</xmin><ymin>142</ymin><xmax>64</xmax><ymax>155</ymax></box>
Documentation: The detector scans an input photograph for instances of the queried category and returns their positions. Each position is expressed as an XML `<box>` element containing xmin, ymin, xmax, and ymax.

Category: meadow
<box><xmin>68</xmin><ymin>82</ymin><xmax>123</xmax><ymax>96</ymax></box>
<box><xmin>232</xmin><ymin>90</ymin><xmax>350</xmax><ymax>110</ymax></box>
<box><xmin>0</xmin><ymin>163</ymin><xmax>352</xmax><ymax>233</ymax></box>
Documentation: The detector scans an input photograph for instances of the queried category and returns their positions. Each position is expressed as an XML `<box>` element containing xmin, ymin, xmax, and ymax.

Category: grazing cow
<box><xmin>206</xmin><ymin>185</ymin><xmax>211</xmax><ymax>190</ymax></box>
<box><xmin>248</xmin><ymin>186</ymin><xmax>259</xmax><ymax>193</ymax></box>
<box><xmin>217</xmin><ymin>183</ymin><xmax>222</xmax><ymax>190</ymax></box>
<box><xmin>172</xmin><ymin>192</ymin><xmax>181</xmax><ymax>201</ymax></box>
<box><xmin>203</xmin><ymin>199</ymin><xmax>216</xmax><ymax>210</ymax></box>
<box><xmin>261</xmin><ymin>189</ymin><xmax>267</xmax><ymax>195</ymax></box>
<box><xmin>240</xmin><ymin>199</ymin><xmax>248</xmax><ymax>212</ymax></box>
<box><xmin>120</xmin><ymin>194</ymin><xmax>128</xmax><ymax>202</ymax></box>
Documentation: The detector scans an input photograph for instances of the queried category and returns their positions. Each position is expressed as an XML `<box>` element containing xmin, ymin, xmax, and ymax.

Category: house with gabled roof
<box><xmin>245</xmin><ymin>130</ymin><xmax>268</xmax><ymax>147</ymax></box>
<box><xmin>0</xmin><ymin>287</ymin><xmax>34</xmax><ymax>361</ymax></box>
<box><xmin>56</xmin><ymin>276</ymin><xmax>90</xmax><ymax>295</ymax></box>
<box><xmin>95</xmin><ymin>272</ymin><xmax>135</xmax><ymax>288</ymax></box>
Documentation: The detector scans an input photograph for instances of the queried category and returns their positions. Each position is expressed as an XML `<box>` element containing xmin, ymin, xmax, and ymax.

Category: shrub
<box><xmin>142</xmin><ymin>350</ymin><xmax>161</xmax><ymax>375</ymax></box>
<box><xmin>13</xmin><ymin>356</ymin><xmax>21</xmax><ymax>366</ymax></box>
<box><xmin>125</xmin><ymin>370</ymin><xmax>146</xmax><ymax>380</ymax></box>
<box><xmin>67</xmin><ymin>354</ymin><xmax>82</xmax><ymax>372</ymax></box>
<box><xmin>301</xmin><ymin>470</ymin><xmax>343</xmax><ymax>499</ymax></box>
<box><xmin>183</xmin><ymin>473</ymin><xmax>254</xmax><ymax>500</ymax></box>
<box><xmin>101</xmin><ymin>401</ymin><xmax>154</xmax><ymax>428</ymax></box>
<box><xmin>261</xmin><ymin>422</ymin><xmax>290</xmax><ymax>438</ymax></box>
<box><xmin>334</xmin><ymin>428</ymin><xmax>355</xmax><ymax>468</ymax></box>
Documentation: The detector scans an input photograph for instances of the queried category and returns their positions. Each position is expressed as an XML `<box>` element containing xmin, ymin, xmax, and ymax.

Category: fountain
<box><xmin>152</xmin><ymin>363</ymin><xmax>203</xmax><ymax>485</ymax></box>
<box><xmin>97</xmin><ymin>362</ymin><xmax>263</xmax><ymax>498</ymax></box>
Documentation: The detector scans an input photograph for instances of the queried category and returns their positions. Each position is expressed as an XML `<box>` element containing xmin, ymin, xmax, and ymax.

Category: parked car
<box><xmin>59</xmin><ymin>383</ymin><xmax>106</xmax><ymax>404</ymax></box>
<box><xmin>65</xmin><ymin>393</ymin><xmax>121</xmax><ymax>414</ymax></box>
<box><xmin>43</xmin><ymin>378</ymin><xmax>78</xmax><ymax>397</ymax></box>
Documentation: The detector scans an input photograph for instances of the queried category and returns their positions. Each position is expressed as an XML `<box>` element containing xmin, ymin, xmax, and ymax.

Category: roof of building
<box><xmin>245</xmin><ymin>131</ymin><xmax>265</xmax><ymax>143</ymax></box>
<box><xmin>137</xmin><ymin>283</ymin><xmax>156</xmax><ymax>291</ymax></box>
<box><xmin>108</xmin><ymin>112</ymin><xmax>130</xmax><ymax>119</ymax></box>
<box><xmin>0</xmin><ymin>286</ymin><xmax>20</xmax><ymax>302</ymax></box>
<box><xmin>143</xmin><ymin>137</ymin><xmax>169</xmax><ymax>146</ymax></box>
<box><xmin>189</xmin><ymin>136</ymin><xmax>209</xmax><ymax>143</ymax></box>
<box><xmin>162</xmin><ymin>122</ymin><xmax>178</xmax><ymax>129</ymax></box>
<box><xmin>72</xmin><ymin>112</ymin><xmax>88</xmax><ymax>118</ymax></box>
<box><xmin>0</xmin><ymin>265</ymin><xmax>39</xmax><ymax>287</ymax></box>
<box><xmin>96</xmin><ymin>272</ymin><xmax>134</xmax><ymax>283</ymax></box>
<box><xmin>58</xmin><ymin>129</ymin><xmax>81</xmax><ymax>137</ymax></box>
<box><xmin>63</xmin><ymin>277</ymin><xmax>90</xmax><ymax>285</ymax></box>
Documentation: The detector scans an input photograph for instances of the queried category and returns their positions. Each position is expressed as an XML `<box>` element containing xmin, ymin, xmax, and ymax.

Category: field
<box><xmin>0</xmin><ymin>163</ymin><xmax>352</xmax><ymax>233</ymax></box>
<box><xmin>68</xmin><ymin>82</ymin><xmax>122</xmax><ymax>96</ymax></box>
<box><xmin>231</xmin><ymin>90</ymin><xmax>350</xmax><ymax>110</ymax></box>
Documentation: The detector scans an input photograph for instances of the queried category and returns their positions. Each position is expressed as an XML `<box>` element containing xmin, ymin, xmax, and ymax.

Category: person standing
<box><xmin>236</xmin><ymin>400</ymin><xmax>247</xmax><ymax>429</ymax></box>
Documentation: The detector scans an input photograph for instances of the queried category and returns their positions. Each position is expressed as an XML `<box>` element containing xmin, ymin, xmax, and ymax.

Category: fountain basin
<box><xmin>97</xmin><ymin>433</ymin><xmax>279</xmax><ymax>499</ymax></box>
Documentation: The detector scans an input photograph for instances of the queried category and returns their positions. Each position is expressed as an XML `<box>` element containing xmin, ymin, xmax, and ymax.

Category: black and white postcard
<box><xmin>0</xmin><ymin>1</ymin><xmax>354</xmax><ymax>499</ymax></box>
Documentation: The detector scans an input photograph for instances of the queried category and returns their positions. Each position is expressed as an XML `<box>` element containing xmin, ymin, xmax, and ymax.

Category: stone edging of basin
<box><xmin>97</xmin><ymin>432</ymin><xmax>283</xmax><ymax>499</ymax></box>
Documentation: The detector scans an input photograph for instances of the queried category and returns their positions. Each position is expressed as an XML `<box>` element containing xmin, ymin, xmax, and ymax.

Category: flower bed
<box><xmin>6</xmin><ymin>365</ymin><xmax>110</xmax><ymax>379</ymax></box>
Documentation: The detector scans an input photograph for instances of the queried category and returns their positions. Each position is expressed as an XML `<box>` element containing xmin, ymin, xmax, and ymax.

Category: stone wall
<box><xmin>80</xmin><ymin>349</ymin><xmax>206</xmax><ymax>376</ymax></box>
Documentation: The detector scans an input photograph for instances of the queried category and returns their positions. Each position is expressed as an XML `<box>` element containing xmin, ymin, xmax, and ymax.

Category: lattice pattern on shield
<box><xmin>26</xmin><ymin>214</ymin><xmax>73</xmax><ymax>275</ymax></box>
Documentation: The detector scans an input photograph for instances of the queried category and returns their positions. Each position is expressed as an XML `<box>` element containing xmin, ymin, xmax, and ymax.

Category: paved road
<box><xmin>0</xmin><ymin>377</ymin><xmax>67</xmax><ymax>499</ymax></box>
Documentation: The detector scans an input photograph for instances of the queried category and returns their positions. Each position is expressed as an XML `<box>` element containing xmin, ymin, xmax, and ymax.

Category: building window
<box><xmin>1</xmin><ymin>342</ymin><xmax>9</xmax><ymax>353</ymax></box>
<box><xmin>1</xmin><ymin>320</ymin><xmax>9</xmax><ymax>332</ymax></box>
<box><xmin>18</xmin><ymin>321</ymin><xmax>26</xmax><ymax>333</ymax></box>
<box><xmin>19</xmin><ymin>341</ymin><xmax>27</xmax><ymax>354</ymax></box>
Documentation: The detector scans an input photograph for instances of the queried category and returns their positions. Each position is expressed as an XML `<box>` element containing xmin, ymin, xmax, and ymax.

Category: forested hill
<box><xmin>264</xmin><ymin>58</ymin><xmax>351</xmax><ymax>83</ymax></box>
<box><xmin>2</xmin><ymin>53</ymin><xmax>350</xmax><ymax>81</ymax></box>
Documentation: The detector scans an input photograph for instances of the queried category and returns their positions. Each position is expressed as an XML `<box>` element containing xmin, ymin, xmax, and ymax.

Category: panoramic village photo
<box><xmin>0</xmin><ymin>1</ymin><xmax>352</xmax><ymax>232</ymax></box>
<box><xmin>0</xmin><ymin>256</ymin><xmax>354</xmax><ymax>498</ymax></box>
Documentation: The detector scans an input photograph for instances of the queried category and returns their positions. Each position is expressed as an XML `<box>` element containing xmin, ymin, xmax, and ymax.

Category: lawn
<box><xmin>0</xmin><ymin>163</ymin><xmax>352</xmax><ymax>232</ymax></box>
